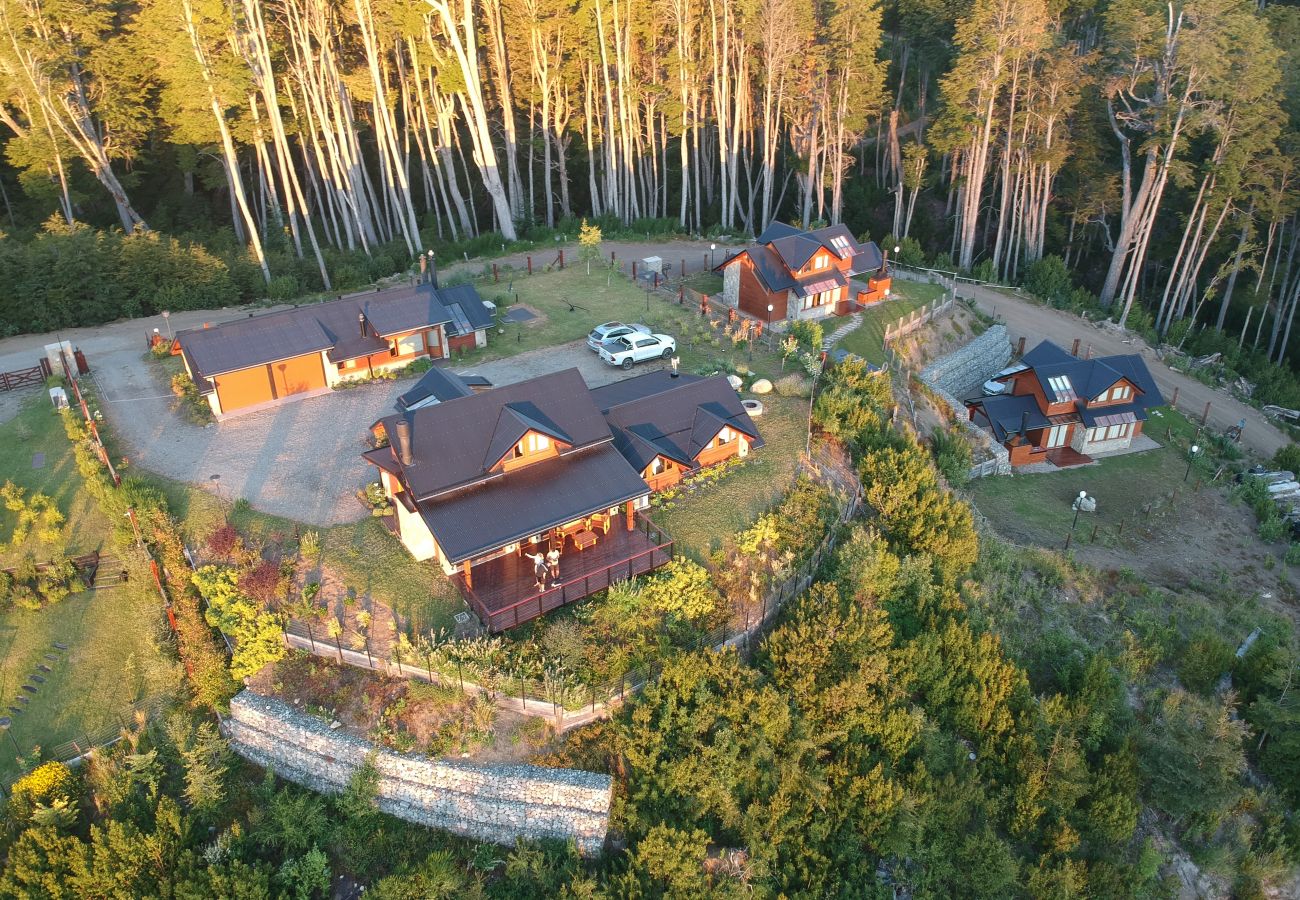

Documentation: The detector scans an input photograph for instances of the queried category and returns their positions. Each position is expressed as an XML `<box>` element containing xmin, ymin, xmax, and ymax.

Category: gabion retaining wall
<box><xmin>226</xmin><ymin>691</ymin><xmax>612</xmax><ymax>856</ymax></box>
<box><xmin>920</xmin><ymin>324</ymin><xmax>1012</xmax><ymax>396</ymax></box>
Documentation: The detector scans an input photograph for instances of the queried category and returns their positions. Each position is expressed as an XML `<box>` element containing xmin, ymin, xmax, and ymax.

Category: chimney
<box><xmin>395</xmin><ymin>418</ymin><xmax>413</xmax><ymax>466</ymax></box>
<box><xmin>1020</xmin><ymin>410</ymin><xmax>1029</xmax><ymax>437</ymax></box>
<box><xmin>358</xmin><ymin>312</ymin><xmax>367</xmax><ymax>337</ymax></box>
<box><xmin>427</xmin><ymin>250</ymin><xmax>439</xmax><ymax>288</ymax></box>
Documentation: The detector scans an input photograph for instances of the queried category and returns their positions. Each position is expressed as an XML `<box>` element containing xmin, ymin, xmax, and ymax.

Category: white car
<box><xmin>981</xmin><ymin>379</ymin><xmax>1008</xmax><ymax>396</ymax></box>
<box><xmin>587</xmin><ymin>321</ymin><xmax>650</xmax><ymax>352</ymax></box>
<box><xmin>599</xmin><ymin>333</ymin><xmax>677</xmax><ymax>369</ymax></box>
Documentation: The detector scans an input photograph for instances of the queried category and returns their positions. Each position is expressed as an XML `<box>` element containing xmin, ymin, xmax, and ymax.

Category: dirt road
<box><xmin>960</xmin><ymin>282</ymin><xmax>1291</xmax><ymax>461</ymax></box>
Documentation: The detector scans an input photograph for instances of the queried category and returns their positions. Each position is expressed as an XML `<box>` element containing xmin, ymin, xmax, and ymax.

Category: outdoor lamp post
<box><xmin>209</xmin><ymin>474</ymin><xmax>228</xmax><ymax>522</ymax></box>
<box><xmin>1185</xmin><ymin>444</ymin><xmax>1200</xmax><ymax>482</ymax></box>
<box><xmin>0</xmin><ymin>719</ymin><xmax>18</xmax><ymax>755</ymax></box>
<box><xmin>710</xmin><ymin>243</ymin><xmax>717</xmax><ymax>268</ymax></box>
<box><xmin>161</xmin><ymin>310</ymin><xmax>172</xmax><ymax>339</ymax></box>
<box><xmin>1071</xmin><ymin>489</ymin><xmax>1087</xmax><ymax>530</ymax></box>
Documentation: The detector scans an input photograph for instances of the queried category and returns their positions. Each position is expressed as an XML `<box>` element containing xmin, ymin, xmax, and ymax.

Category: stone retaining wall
<box><xmin>225</xmin><ymin>691</ymin><xmax>612</xmax><ymax>856</ymax></box>
<box><xmin>919</xmin><ymin>323</ymin><xmax>1012</xmax><ymax>397</ymax></box>
<box><xmin>918</xmin><ymin>324</ymin><xmax>1013</xmax><ymax>478</ymax></box>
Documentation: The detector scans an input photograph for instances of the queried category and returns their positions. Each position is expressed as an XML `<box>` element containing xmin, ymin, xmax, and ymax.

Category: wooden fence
<box><xmin>883</xmin><ymin>295</ymin><xmax>957</xmax><ymax>343</ymax></box>
<box><xmin>0</xmin><ymin>359</ymin><xmax>51</xmax><ymax>393</ymax></box>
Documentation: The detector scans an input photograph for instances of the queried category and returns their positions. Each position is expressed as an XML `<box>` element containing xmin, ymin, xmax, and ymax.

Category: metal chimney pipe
<box><xmin>358</xmin><ymin>312</ymin><xmax>367</xmax><ymax>337</ymax></box>
<box><xmin>395</xmin><ymin>419</ymin><xmax>413</xmax><ymax>466</ymax></box>
<box><xmin>1020</xmin><ymin>410</ymin><xmax>1029</xmax><ymax>436</ymax></box>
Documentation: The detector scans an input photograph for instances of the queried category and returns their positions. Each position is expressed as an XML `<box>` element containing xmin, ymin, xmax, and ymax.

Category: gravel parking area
<box><xmin>84</xmin><ymin>337</ymin><xmax>660</xmax><ymax>527</ymax></box>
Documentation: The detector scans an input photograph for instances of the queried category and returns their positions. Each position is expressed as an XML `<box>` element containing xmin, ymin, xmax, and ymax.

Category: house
<box><xmin>175</xmin><ymin>280</ymin><xmax>493</xmax><ymax>418</ymax></box>
<box><xmin>363</xmin><ymin>368</ymin><xmax>762</xmax><ymax>631</ymax></box>
<box><xmin>591</xmin><ymin>371</ymin><xmax>764</xmax><ymax>491</ymax></box>
<box><xmin>966</xmin><ymin>340</ymin><xmax>1165</xmax><ymax>467</ymax></box>
<box><xmin>716</xmin><ymin>222</ymin><xmax>888</xmax><ymax>324</ymax></box>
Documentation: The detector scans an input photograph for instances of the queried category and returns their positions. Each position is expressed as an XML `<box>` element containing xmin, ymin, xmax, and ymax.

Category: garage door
<box><xmin>214</xmin><ymin>365</ymin><xmax>274</xmax><ymax>413</ymax></box>
<box><xmin>271</xmin><ymin>353</ymin><xmax>327</xmax><ymax>398</ymax></box>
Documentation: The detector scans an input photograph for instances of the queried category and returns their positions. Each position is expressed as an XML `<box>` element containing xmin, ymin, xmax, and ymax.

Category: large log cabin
<box><xmin>174</xmin><ymin>279</ymin><xmax>492</xmax><ymax>418</ymax></box>
<box><xmin>364</xmin><ymin>368</ymin><xmax>762</xmax><ymax>631</ymax></box>
<box><xmin>967</xmin><ymin>340</ymin><xmax>1165</xmax><ymax>467</ymax></box>
<box><xmin>717</xmin><ymin>222</ymin><xmax>889</xmax><ymax>324</ymax></box>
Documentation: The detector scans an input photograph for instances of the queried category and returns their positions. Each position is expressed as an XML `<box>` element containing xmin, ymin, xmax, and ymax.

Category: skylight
<box><xmin>1047</xmin><ymin>375</ymin><xmax>1075</xmax><ymax>400</ymax></box>
<box><xmin>829</xmin><ymin>235</ymin><xmax>852</xmax><ymax>253</ymax></box>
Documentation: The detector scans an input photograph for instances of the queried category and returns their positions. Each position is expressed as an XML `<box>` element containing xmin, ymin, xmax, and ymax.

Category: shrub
<box><xmin>8</xmin><ymin>761</ymin><xmax>77</xmax><ymax>824</ymax></box>
<box><xmin>773</xmin><ymin>373</ymin><xmax>811</xmax><ymax>397</ymax></box>
<box><xmin>266</xmin><ymin>275</ymin><xmax>300</xmax><ymax>301</ymax></box>
<box><xmin>1273</xmin><ymin>444</ymin><xmax>1300</xmax><ymax>475</ymax></box>
<box><xmin>240</xmin><ymin>560</ymin><xmax>284</xmax><ymax>604</ymax></box>
<box><xmin>1022</xmin><ymin>255</ymin><xmax>1074</xmax><ymax>306</ymax></box>
<box><xmin>639</xmin><ymin>559</ymin><xmax>722</xmax><ymax>623</ymax></box>
<box><xmin>930</xmin><ymin>427</ymin><xmax>973</xmax><ymax>486</ymax></box>
<box><xmin>207</xmin><ymin>524</ymin><xmax>239</xmax><ymax>558</ymax></box>
<box><xmin>193</xmin><ymin>565</ymin><xmax>286</xmax><ymax>680</ymax></box>
<box><xmin>1177</xmin><ymin>630</ymin><xmax>1235</xmax><ymax>695</ymax></box>
<box><xmin>789</xmin><ymin>319</ymin><xmax>823</xmax><ymax>354</ymax></box>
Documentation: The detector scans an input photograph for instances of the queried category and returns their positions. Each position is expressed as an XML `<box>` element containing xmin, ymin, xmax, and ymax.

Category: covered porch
<box><xmin>453</xmin><ymin>512</ymin><xmax>674</xmax><ymax>633</ymax></box>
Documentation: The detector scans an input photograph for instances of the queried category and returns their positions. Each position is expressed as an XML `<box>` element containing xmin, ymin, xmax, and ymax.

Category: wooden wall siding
<box><xmin>643</xmin><ymin>458</ymin><xmax>685</xmax><ymax>492</ymax></box>
<box><xmin>448</xmin><ymin>332</ymin><xmax>477</xmax><ymax>352</ymax></box>
<box><xmin>1084</xmin><ymin>378</ymin><xmax>1137</xmax><ymax>408</ymax></box>
<box><xmin>696</xmin><ymin>438</ymin><xmax>741</xmax><ymax>469</ymax></box>
<box><xmin>736</xmin><ymin>257</ymin><xmax>788</xmax><ymax>321</ymax></box>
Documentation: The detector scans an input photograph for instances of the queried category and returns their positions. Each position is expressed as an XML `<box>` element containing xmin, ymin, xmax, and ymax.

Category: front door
<box><xmin>1045</xmin><ymin>424</ymin><xmax>1070</xmax><ymax>449</ymax></box>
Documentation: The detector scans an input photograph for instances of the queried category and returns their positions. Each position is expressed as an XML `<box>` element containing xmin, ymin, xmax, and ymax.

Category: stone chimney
<box><xmin>395</xmin><ymin>418</ymin><xmax>413</xmax><ymax>466</ymax></box>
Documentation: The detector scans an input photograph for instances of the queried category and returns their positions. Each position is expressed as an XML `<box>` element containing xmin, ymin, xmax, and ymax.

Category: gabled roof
<box><xmin>395</xmin><ymin>368</ymin><xmax>479</xmax><ymax>412</ymax></box>
<box><xmin>718</xmin><ymin>223</ymin><xmax>884</xmax><ymax>290</ymax></box>
<box><xmin>375</xmin><ymin>368</ymin><xmax>612</xmax><ymax>501</ymax></box>
<box><xmin>418</xmin><ymin>445</ymin><xmax>648</xmax><ymax>564</ymax></box>
<box><xmin>178</xmin><ymin>308</ymin><xmax>334</xmax><ymax>378</ymax></box>
<box><xmin>439</xmin><ymin>282</ymin><xmax>495</xmax><ymax>335</ymax></box>
<box><xmin>482</xmin><ymin>403</ymin><xmax>574</xmax><ymax>470</ymax></box>
<box><xmin>358</xmin><ymin>283</ymin><xmax>453</xmax><ymax>337</ymax></box>
<box><xmin>970</xmin><ymin>393</ymin><xmax>1051</xmax><ymax>442</ymax></box>
<box><xmin>593</xmin><ymin>372</ymin><xmax>764</xmax><ymax>472</ymax></box>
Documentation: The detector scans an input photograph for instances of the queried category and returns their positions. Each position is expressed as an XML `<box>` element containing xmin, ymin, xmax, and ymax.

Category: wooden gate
<box><xmin>0</xmin><ymin>359</ymin><xmax>50</xmax><ymax>392</ymax></box>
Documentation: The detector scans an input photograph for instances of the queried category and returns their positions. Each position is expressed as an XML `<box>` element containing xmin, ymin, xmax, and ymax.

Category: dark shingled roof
<box><xmin>595</xmin><ymin>372</ymin><xmax>764</xmax><ymax>473</ymax></box>
<box><xmin>972</xmin><ymin>393</ymin><xmax>1051</xmax><ymax>442</ymax></box>
<box><xmin>178</xmin><ymin>281</ymin><xmax>490</xmax><ymax>378</ymax></box>
<box><xmin>769</xmin><ymin>234</ymin><xmax>825</xmax><ymax>272</ymax></box>
<box><xmin>179</xmin><ymin>308</ymin><xmax>334</xmax><ymax>378</ymax></box>
<box><xmin>375</xmin><ymin>368</ymin><xmax>613</xmax><ymax>501</ymax></box>
<box><xmin>756</xmin><ymin>221</ymin><xmax>804</xmax><ymax>244</ymax></box>
<box><xmin>357</xmin><ymin>283</ymin><xmax>452</xmax><ymax>337</ymax></box>
<box><xmin>439</xmin><ymin>282</ymin><xmax>495</xmax><ymax>335</ymax></box>
<box><xmin>395</xmin><ymin>368</ymin><xmax>478</xmax><ymax>412</ymax></box>
<box><xmin>418</xmin><ymin>445</ymin><xmax>648</xmax><ymax>564</ymax></box>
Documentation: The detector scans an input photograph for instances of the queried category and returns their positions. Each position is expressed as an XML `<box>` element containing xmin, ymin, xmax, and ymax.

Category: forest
<box><xmin>1</xmin><ymin>0</ymin><xmax>1299</xmax><ymax>368</ymax></box>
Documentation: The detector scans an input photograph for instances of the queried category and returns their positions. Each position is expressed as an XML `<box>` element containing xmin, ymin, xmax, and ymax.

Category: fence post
<box><xmin>527</xmin><ymin>255</ymin><xmax>533</xmax><ymax>275</ymax></box>
<box><xmin>1202</xmin><ymin>400</ymin><xmax>1211</xmax><ymax>425</ymax></box>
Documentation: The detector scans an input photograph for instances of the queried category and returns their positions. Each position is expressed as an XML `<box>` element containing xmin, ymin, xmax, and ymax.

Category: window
<box><xmin>649</xmin><ymin>457</ymin><xmax>667</xmax><ymax>476</ymax></box>
<box><xmin>1110</xmin><ymin>384</ymin><xmax>1131</xmax><ymax>401</ymax></box>
<box><xmin>830</xmin><ymin>235</ymin><xmax>851</xmax><ymax>252</ymax></box>
<box><xmin>813</xmin><ymin>253</ymin><xmax>829</xmax><ymax>269</ymax></box>
<box><xmin>635</xmin><ymin>338</ymin><xmax>656</xmax><ymax>349</ymax></box>
<box><xmin>513</xmin><ymin>432</ymin><xmax>550</xmax><ymax>458</ymax></box>
<box><xmin>716</xmin><ymin>427</ymin><xmax>736</xmax><ymax>446</ymax></box>
<box><xmin>1046</xmin><ymin>375</ymin><xmax>1074</xmax><ymax>399</ymax></box>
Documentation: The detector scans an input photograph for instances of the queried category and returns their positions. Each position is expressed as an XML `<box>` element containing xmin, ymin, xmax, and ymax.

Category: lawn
<box><xmin>833</xmin><ymin>280</ymin><xmax>948</xmax><ymax>366</ymax></box>
<box><xmin>155</xmin><ymin>478</ymin><xmax>463</xmax><ymax>637</ymax></box>
<box><xmin>967</xmin><ymin>405</ymin><xmax>1222</xmax><ymax>546</ymax></box>
<box><xmin>0</xmin><ymin>395</ymin><xmax>108</xmax><ymax>568</ymax></box>
<box><xmin>0</xmin><ymin>392</ymin><xmax>180</xmax><ymax>783</ymax></box>
<box><xmin>650</xmin><ymin>393</ymin><xmax>809</xmax><ymax>560</ymax></box>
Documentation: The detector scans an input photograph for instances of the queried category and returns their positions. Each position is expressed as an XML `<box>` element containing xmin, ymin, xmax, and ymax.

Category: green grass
<box><xmin>155</xmin><ymin>478</ymin><xmax>463</xmax><ymax>637</ymax></box>
<box><xmin>833</xmin><ymin>281</ymin><xmax>948</xmax><ymax>366</ymax></box>
<box><xmin>0</xmin><ymin>396</ymin><xmax>108</xmax><ymax>568</ymax></box>
<box><xmin>967</xmin><ymin>406</ymin><xmax>1220</xmax><ymax>546</ymax></box>
<box><xmin>0</xmin><ymin>393</ymin><xmax>179</xmax><ymax>783</ymax></box>
<box><xmin>651</xmin><ymin>393</ymin><xmax>809</xmax><ymax>560</ymax></box>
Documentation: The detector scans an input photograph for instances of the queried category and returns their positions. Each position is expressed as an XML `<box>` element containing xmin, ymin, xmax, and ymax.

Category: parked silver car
<box><xmin>587</xmin><ymin>321</ymin><xmax>650</xmax><ymax>352</ymax></box>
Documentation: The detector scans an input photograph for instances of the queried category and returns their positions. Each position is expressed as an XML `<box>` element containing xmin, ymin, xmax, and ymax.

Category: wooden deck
<box><xmin>1046</xmin><ymin>446</ymin><xmax>1094</xmax><ymax>468</ymax></box>
<box><xmin>453</xmin><ymin>514</ymin><xmax>674</xmax><ymax>632</ymax></box>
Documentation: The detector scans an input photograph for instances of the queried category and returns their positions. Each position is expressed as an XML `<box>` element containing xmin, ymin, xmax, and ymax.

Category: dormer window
<box><xmin>514</xmin><ymin>432</ymin><xmax>550</xmax><ymax>457</ymax></box>
<box><xmin>716</xmin><ymin>426</ymin><xmax>737</xmax><ymax>446</ymax></box>
<box><xmin>812</xmin><ymin>253</ymin><xmax>829</xmax><ymax>270</ymax></box>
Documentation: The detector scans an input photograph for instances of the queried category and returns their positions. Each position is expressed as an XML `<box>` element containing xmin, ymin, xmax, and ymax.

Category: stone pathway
<box><xmin>822</xmin><ymin>313</ymin><xmax>863</xmax><ymax>350</ymax></box>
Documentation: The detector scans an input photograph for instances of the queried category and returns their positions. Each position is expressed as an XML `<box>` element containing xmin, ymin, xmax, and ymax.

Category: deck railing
<box><xmin>462</xmin><ymin>513</ymin><xmax>674</xmax><ymax>633</ymax></box>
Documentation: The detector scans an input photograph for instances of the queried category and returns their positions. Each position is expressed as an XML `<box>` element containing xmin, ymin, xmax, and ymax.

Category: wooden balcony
<box><xmin>453</xmin><ymin>513</ymin><xmax>674</xmax><ymax>633</ymax></box>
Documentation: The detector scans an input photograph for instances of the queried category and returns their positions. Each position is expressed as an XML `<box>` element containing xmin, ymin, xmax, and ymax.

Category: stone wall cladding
<box><xmin>226</xmin><ymin>691</ymin><xmax>612</xmax><ymax>857</ymax></box>
<box><xmin>918</xmin><ymin>324</ymin><xmax>1014</xmax><ymax>478</ymax></box>
<box><xmin>919</xmin><ymin>323</ymin><xmax>1013</xmax><ymax>397</ymax></box>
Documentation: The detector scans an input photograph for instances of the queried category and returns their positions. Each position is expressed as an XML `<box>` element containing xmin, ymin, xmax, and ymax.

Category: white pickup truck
<box><xmin>598</xmin><ymin>333</ymin><xmax>677</xmax><ymax>369</ymax></box>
